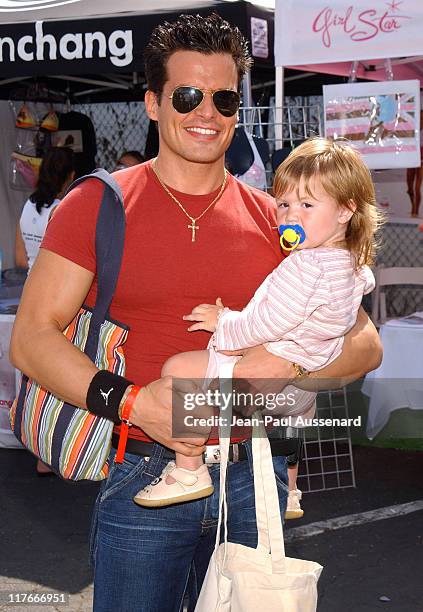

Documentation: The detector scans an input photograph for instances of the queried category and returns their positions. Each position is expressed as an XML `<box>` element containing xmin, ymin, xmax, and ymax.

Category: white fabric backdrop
<box><xmin>362</xmin><ymin>317</ymin><xmax>423</xmax><ymax>439</ymax></box>
<box><xmin>275</xmin><ymin>0</ymin><xmax>423</xmax><ymax>66</ymax></box>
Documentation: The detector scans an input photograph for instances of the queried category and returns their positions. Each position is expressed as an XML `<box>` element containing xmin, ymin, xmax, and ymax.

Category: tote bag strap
<box><xmin>214</xmin><ymin>361</ymin><xmax>287</xmax><ymax>573</ymax></box>
<box><xmin>64</xmin><ymin>169</ymin><xmax>125</xmax><ymax>362</ymax></box>
<box><xmin>214</xmin><ymin>360</ymin><xmax>233</xmax><ymax>553</ymax></box>
<box><xmin>252</xmin><ymin>416</ymin><xmax>286</xmax><ymax>572</ymax></box>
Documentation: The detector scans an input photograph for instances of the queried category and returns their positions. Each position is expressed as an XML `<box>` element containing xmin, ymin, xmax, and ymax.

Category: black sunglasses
<box><xmin>167</xmin><ymin>86</ymin><xmax>241</xmax><ymax>117</ymax></box>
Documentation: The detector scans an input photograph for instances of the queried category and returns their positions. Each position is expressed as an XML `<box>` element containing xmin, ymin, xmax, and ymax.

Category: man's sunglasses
<box><xmin>167</xmin><ymin>86</ymin><xmax>241</xmax><ymax>117</ymax></box>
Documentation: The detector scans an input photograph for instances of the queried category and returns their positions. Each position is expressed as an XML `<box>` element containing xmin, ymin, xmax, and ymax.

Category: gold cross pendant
<box><xmin>188</xmin><ymin>220</ymin><xmax>199</xmax><ymax>242</ymax></box>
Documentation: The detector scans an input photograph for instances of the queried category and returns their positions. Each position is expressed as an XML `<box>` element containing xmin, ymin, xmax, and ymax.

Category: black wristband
<box><xmin>86</xmin><ymin>370</ymin><xmax>134</xmax><ymax>424</ymax></box>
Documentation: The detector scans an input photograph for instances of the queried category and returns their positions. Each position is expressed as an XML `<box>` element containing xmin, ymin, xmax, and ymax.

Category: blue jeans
<box><xmin>90</xmin><ymin>442</ymin><xmax>288</xmax><ymax>612</ymax></box>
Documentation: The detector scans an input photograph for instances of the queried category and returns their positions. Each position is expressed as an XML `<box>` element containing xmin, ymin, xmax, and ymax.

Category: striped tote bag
<box><xmin>10</xmin><ymin>169</ymin><xmax>128</xmax><ymax>481</ymax></box>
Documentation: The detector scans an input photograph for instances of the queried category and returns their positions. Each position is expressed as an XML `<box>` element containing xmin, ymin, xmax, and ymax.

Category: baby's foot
<box><xmin>285</xmin><ymin>488</ymin><xmax>304</xmax><ymax>519</ymax></box>
<box><xmin>134</xmin><ymin>462</ymin><xmax>213</xmax><ymax>507</ymax></box>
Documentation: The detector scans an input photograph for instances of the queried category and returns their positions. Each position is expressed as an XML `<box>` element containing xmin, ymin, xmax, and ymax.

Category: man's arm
<box><xmin>310</xmin><ymin>306</ymin><xmax>382</xmax><ymax>387</ymax></box>
<box><xmin>231</xmin><ymin>307</ymin><xmax>382</xmax><ymax>390</ymax></box>
<box><xmin>10</xmin><ymin>249</ymin><xmax>205</xmax><ymax>457</ymax></box>
<box><xmin>11</xmin><ymin>249</ymin><xmax>97</xmax><ymax>403</ymax></box>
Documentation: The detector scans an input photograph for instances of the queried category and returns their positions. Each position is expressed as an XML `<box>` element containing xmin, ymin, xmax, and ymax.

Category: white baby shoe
<box><xmin>134</xmin><ymin>462</ymin><xmax>214</xmax><ymax>507</ymax></box>
<box><xmin>285</xmin><ymin>488</ymin><xmax>304</xmax><ymax>519</ymax></box>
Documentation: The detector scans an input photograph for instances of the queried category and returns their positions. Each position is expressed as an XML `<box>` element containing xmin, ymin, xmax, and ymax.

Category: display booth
<box><xmin>275</xmin><ymin>0</ymin><xmax>423</xmax><ymax>442</ymax></box>
<box><xmin>275</xmin><ymin>0</ymin><xmax>423</xmax><ymax>220</ymax></box>
<box><xmin>274</xmin><ymin>0</ymin><xmax>423</xmax><ymax>306</ymax></box>
<box><xmin>0</xmin><ymin>1</ymin><xmax>274</xmax><ymax>95</ymax></box>
<box><xmin>0</xmin><ymin>0</ymin><xmax>275</xmax><ymax>448</ymax></box>
<box><xmin>275</xmin><ymin>1</ymin><xmax>423</xmax><ymax>79</ymax></box>
<box><xmin>0</xmin><ymin>0</ymin><xmax>276</xmax><ymax>267</ymax></box>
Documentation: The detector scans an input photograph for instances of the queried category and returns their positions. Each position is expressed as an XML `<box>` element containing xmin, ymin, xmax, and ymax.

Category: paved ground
<box><xmin>0</xmin><ymin>445</ymin><xmax>422</xmax><ymax>611</ymax></box>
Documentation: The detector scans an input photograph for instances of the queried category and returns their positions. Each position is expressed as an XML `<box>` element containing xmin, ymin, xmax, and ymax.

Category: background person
<box><xmin>15</xmin><ymin>147</ymin><xmax>74</xmax><ymax>271</ymax></box>
<box><xmin>406</xmin><ymin>162</ymin><xmax>422</xmax><ymax>217</ymax></box>
<box><xmin>406</xmin><ymin>110</ymin><xmax>423</xmax><ymax>217</ymax></box>
<box><xmin>114</xmin><ymin>150</ymin><xmax>145</xmax><ymax>171</ymax></box>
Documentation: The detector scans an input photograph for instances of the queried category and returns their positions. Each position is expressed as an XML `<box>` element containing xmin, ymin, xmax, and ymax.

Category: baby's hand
<box><xmin>183</xmin><ymin>297</ymin><xmax>224</xmax><ymax>332</ymax></box>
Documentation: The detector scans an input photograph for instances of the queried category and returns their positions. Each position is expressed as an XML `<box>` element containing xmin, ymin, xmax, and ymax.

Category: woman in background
<box><xmin>406</xmin><ymin>163</ymin><xmax>422</xmax><ymax>217</ymax></box>
<box><xmin>15</xmin><ymin>146</ymin><xmax>74</xmax><ymax>475</ymax></box>
<box><xmin>406</xmin><ymin>110</ymin><xmax>423</xmax><ymax>218</ymax></box>
<box><xmin>15</xmin><ymin>147</ymin><xmax>74</xmax><ymax>272</ymax></box>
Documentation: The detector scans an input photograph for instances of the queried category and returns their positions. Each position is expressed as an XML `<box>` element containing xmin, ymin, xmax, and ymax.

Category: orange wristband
<box><xmin>115</xmin><ymin>385</ymin><xmax>142</xmax><ymax>464</ymax></box>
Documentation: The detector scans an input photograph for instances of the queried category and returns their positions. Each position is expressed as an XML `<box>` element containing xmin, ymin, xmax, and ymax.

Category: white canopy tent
<box><xmin>0</xmin><ymin>0</ymin><xmax>275</xmax><ymax>269</ymax></box>
<box><xmin>0</xmin><ymin>0</ymin><xmax>274</xmax><ymax>100</ymax></box>
<box><xmin>0</xmin><ymin>0</ymin><xmax>274</xmax><ymax>23</ymax></box>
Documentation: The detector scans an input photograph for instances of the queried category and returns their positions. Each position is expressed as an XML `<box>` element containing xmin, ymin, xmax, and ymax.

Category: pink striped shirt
<box><xmin>213</xmin><ymin>247</ymin><xmax>375</xmax><ymax>371</ymax></box>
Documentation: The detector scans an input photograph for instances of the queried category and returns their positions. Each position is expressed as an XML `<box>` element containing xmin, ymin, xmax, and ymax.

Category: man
<box><xmin>10</xmin><ymin>14</ymin><xmax>381</xmax><ymax>612</ymax></box>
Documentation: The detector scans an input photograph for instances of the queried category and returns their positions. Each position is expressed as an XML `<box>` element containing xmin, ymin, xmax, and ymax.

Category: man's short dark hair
<box><xmin>144</xmin><ymin>13</ymin><xmax>253</xmax><ymax>99</ymax></box>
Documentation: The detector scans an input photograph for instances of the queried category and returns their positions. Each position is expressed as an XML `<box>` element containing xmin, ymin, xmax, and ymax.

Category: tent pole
<box><xmin>349</xmin><ymin>60</ymin><xmax>359</xmax><ymax>82</ymax></box>
<box><xmin>275</xmin><ymin>65</ymin><xmax>284</xmax><ymax>149</ymax></box>
<box><xmin>242</xmin><ymin>69</ymin><xmax>253</xmax><ymax>107</ymax></box>
<box><xmin>50</xmin><ymin>75</ymin><xmax>129</xmax><ymax>90</ymax></box>
<box><xmin>241</xmin><ymin>70</ymin><xmax>253</xmax><ymax>130</ymax></box>
<box><xmin>384</xmin><ymin>59</ymin><xmax>394</xmax><ymax>81</ymax></box>
<box><xmin>0</xmin><ymin>76</ymin><xmax>31</xmax><ymax>86</ymax></box>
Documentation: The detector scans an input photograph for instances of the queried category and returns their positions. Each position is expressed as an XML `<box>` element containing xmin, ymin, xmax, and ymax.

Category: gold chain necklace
<box><xmin>152</xmin><ymin>161</ymin><xmax>227</xmax><ymax>242</ymax></box>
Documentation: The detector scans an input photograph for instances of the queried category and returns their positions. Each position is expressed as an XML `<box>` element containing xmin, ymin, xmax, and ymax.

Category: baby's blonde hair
<box><xmin>273</xmin><ymin>137</ymin><xmax>384</xmax><ymax>267</ymax></box>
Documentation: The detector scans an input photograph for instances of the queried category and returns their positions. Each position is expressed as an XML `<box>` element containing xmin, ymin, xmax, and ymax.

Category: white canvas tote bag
<box><xmin>195</xmin><ymin>363</ymin><xmax>323</xmax><ymax>612</ymax></box>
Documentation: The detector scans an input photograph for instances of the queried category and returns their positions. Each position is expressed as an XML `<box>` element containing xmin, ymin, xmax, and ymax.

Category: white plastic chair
<box><xmin>371</xmin><ymin>266</ymin><xmax>423</xmax><ymax>326</ymax></box>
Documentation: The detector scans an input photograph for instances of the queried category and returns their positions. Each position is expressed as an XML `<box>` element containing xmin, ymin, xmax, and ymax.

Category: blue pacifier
<box><xmin>278</xmin><ymin>224</ymin><xmax>306</xmax><ymax>251</ymax></box>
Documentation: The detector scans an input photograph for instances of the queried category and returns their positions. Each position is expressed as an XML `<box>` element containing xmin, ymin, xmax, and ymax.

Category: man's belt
<box><xmin>111</xmin><ymin>434</ymin><xmax>299</xmax><ymax>463</ymax></box>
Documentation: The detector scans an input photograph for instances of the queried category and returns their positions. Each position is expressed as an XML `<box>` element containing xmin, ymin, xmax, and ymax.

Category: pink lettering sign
<box><xmin>312</xmin><ymin>3</ymin><xmax>410</xmax><ymax>48</ymax></box>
